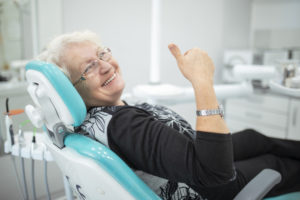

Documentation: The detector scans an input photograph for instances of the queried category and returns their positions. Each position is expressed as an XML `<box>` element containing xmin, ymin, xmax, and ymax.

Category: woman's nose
<box><xmin>99</xmin><ymin>60</ymin><xmax>112</xmax><ymax>74</ymax></box>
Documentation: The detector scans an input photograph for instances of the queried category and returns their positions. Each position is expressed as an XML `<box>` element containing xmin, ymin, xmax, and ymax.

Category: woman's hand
<box><xmin>168</xmin><ymin>43</ymin><xmax>215</xmax><ymax>86</ymax></box>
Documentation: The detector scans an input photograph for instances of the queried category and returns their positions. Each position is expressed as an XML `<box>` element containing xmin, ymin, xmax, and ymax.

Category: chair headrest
<box><xmin>25</xmin><ymin>60</ymin><xmax>86</xmax><ymax>128</ymax></box>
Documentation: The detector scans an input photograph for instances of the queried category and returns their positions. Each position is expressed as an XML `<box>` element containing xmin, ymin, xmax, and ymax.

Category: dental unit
<box><xmin>4</xmin><ymin>98</ymin><xmax>53</xmax><ymax>200</ymax></box>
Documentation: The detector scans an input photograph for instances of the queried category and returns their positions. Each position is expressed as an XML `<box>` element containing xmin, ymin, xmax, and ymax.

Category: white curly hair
<box><xmin>36</xmin><ymin>30</ymin><xmax>103</xmax><ymax>78</ymax></box>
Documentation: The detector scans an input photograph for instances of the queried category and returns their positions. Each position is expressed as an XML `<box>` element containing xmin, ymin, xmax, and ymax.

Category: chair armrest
<box><xmin>234</xmin><ymin>169</ymin><xmax>281</xmax><ymax>200</ymax></box>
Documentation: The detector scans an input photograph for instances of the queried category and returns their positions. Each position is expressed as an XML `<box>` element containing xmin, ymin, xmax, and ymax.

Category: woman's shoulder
<box><xmin>77</xmin><ymin>103</ymin><xmax>153</xmax><ymax>146</ymax></box>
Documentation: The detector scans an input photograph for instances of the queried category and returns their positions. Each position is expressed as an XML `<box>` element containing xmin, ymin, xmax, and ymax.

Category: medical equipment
<box><xmin>4</xmin><ymin>101</ymin><xmax>52</xmax><ymax>200</ymax></box>
<box><xmin>23</xmin><ymin>60</ymin><xmax>300</xmax><ymax>200</ymax></box>
<box><xmin>4</xmin><ymin>100</ymin><xmax>28</xmax><ymax>200</ymax></box>
<box><xmin>223</xmin><ymin>49</ymin><xmax>300</xmax><ymax>96</ymax></box>
<box><xmin>8</xmin><ymin>123</ymin><xmax>28</xmax><ymax>200</ymax></box>
<box><xmin>5</xmin><ymin>98</ymin><xmax>14</xmax><ymax>152</ymax></box>
<box><xmin>5</xmin><ymin>128</ymin><xmax>54</xmax><ymax>200</ymax></box>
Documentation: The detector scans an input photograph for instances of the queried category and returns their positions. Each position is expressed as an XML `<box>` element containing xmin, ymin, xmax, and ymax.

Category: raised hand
<box><xmin>168</xmin><ymin>43</ymin><xmax>215</xmax><ymax>86</ymax></box>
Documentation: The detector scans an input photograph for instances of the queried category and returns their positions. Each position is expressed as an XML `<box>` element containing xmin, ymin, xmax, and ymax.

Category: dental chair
<box><xmin>24</xmin><ymin>60</ymin><xmax>298</xmax><ymax>200</ymax></box>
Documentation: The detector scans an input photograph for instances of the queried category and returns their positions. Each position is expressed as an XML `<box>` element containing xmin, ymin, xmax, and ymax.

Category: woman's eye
<box><xmin>99</xmin><ymin>52</ymin><xmax>105</xmax><ymax>60</ymax></box>
<box><xmin>86</xmin><ymin>61</ymin><xmax>98</xmax><ymax>74</ymax></box>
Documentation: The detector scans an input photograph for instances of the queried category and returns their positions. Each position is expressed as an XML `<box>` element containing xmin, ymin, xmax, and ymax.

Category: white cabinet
<box><xmin>225</xmin><ymin>93</ymin><xmax>300</xmax><ymax>140</ymax></box>
<box><xmin>287</xmin><ymin>99</ymin><xmax>300</xmax><ymax>140</ymax></box>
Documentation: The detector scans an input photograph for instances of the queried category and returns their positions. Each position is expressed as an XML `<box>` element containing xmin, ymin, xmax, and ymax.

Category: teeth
<box><xmin>103</xmin><ymin>73</ymin><xmax>116</xmax><ymax>86</ymax></box>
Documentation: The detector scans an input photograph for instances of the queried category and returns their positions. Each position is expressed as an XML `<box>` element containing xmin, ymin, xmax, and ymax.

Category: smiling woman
<box><xmin>37</xmin><ymin>31</ymin><xmax>125</xmax><ymax>108</ymax></box>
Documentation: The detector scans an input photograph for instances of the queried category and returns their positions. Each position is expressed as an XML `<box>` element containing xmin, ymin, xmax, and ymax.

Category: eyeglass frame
<box><xmin>73</xmin><ymin>47</ymin><xmax>112</xmax><ymax>86</ymax></box>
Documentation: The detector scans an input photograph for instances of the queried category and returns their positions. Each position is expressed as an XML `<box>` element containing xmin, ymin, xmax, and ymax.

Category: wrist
<box><xmin>192</xmin><ymin>81</ymin><xmax>219</xmax><ymax>110</ymax></box>
<box><xmin>191</xmin><ymin>78</ymin><xmax>214</xmax><ymax>89</ymax></box>
<box><xmin>192</xmin><ymin>81</ymin><xmax>214</xmax><ymax>93</ymax></box>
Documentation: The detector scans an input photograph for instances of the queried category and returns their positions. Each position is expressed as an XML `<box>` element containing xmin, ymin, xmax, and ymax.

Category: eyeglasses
<box><xmin>73</xmin><ymin>47</ymin><xmax>112</xmax><ymax>86</ymax></box>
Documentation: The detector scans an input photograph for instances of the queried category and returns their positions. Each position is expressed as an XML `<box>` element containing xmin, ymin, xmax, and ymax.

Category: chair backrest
<box><xmin>25</xmin><ymin>60</ymin><xmax>161</xmax><ymax>200</ymax></box>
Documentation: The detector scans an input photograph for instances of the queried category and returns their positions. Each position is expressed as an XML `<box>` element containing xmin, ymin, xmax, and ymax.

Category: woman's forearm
<box><xmin>192</xmin><ymin>81</ymin><xmax>229</xmax><ymax>134</ymax></box>
<box><xmin>168</xmin><ymin>43</ymin><xmax>229</xmax><ymax>134</ymax></box>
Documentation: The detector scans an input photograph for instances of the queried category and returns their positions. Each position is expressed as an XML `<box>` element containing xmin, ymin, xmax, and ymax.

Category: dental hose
<box><xmin>40</xmin><ymin>125</ymin><xmax>51</xmax><ymax>200</ymax></box>
<box><xmin>31</xmin><ymin>159</ymin><xmax>36</xmax><ymax>200</ymax></box>
<box><xmin>19</xmin><ymin>120</ymin><xmax>31</xmax><ymax>200</ymax></box>
<box><xmin>10</xmin><ymin>155</ymin><xmax>26</xmax><ymax>200</ymax></box>
<box><xmin>19</xmin><ymin>121</ymin><xmax>51</xmax><ymax>200</ymax></box>
<box><xmin>21</xmin><ymin>155</ymin><xmax>29</xmax><ymax>200</ymax></box>
<box><xmin>44</xmin><ymin>159</ymin><xmax>51</xmax><ymax>200</ymax></box>
<box><xmin>12</xmin><ymin>120</ymin><xmax>29</xmax><ymax>200</ymax></box>
<box><xmin>31</xmin><ymin>128</ymin><xmax>37</xmax><ymax>200</ymax></box>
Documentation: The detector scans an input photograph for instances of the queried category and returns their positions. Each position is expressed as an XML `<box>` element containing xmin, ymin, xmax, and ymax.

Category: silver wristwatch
<box><xmin>196</xmin><ymin>104</ymin><xmax>224</xmax><ymax>118</ymax></box>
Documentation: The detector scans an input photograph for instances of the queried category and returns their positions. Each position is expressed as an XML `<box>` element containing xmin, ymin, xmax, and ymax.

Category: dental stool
<box><xmin>24</xmin><ymin>60</ymin><xmax>298</xmax><ymax>200</ymax></box>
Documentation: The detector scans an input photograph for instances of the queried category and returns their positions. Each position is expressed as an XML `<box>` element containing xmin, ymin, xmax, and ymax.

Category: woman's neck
<box><xmin>86</xmin><ymin>99</ymin><xmax>125</xmax><ymax>110</ymax></box>
<box><xmin>116</xmin><ymin>99</ymin><xmax>125</xmax><ymax>106</ymax></box>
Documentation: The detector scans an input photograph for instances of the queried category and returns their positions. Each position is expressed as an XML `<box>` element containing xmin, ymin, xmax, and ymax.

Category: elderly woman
<box><xmin>38</xmin><ymin>31</ymin><xmax>300</xmax><ymax>200</ymax></box>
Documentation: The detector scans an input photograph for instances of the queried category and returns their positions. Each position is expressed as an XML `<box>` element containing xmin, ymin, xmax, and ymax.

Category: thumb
<box><xmin>168</xmin><ymin>43</ymin><xmax>183</xmax><ymax>65</ymax></box>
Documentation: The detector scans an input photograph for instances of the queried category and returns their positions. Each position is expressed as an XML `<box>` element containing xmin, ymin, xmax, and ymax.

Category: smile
<box><xmin>102</xmin><ymin>73</ymin><xmax>116</xmax><ymax>86</ymax></box>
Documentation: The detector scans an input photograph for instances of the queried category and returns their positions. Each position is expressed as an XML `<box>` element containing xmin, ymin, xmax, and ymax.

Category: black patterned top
<box><xmin>76</xmin><ymin>102</ymin><xmax>236</xmax><ymax>200</ymax></box>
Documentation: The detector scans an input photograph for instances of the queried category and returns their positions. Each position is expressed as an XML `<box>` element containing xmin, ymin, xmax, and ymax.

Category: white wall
<box><xmin>251</xmin><ymin>0</ymin><xmax>300</xmax><ymax>49</ymax></box>
<box><xmin>252</xmin><ymin>0</ymin><xmax>300</xmax><ymax>30</ymax></box>
<box><xmin>36</xmin><ymin>0</ymin><xmax>63</xmax><ymax>56</ymax></box>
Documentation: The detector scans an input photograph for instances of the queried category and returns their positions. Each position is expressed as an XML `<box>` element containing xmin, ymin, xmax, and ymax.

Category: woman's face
<box><xmin>63</xmin><ymin>41</ymin><xmax>125</xmax><ymax>108</ymax></box>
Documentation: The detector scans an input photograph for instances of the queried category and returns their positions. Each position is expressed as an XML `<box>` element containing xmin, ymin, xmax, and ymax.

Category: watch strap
<box><xmin>196</xmin><ymin>104</ymin><xmax>224</xmax><ymax>118</ymax></box>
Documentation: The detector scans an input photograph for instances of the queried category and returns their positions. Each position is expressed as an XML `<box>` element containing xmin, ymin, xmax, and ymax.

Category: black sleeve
<box><xmin>107</xmin><ymin>107</ymin><xmax>235</xmax><ymax>187</ymax></box>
